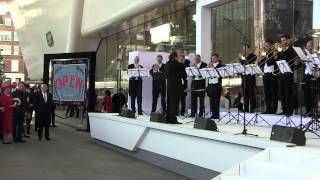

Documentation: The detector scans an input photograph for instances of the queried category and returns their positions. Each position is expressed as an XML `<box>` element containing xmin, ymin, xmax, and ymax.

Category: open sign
<box><xmin>52</xmin><ymin>64</ymin><xmax>86</xmax><ymax>101</ymax></box>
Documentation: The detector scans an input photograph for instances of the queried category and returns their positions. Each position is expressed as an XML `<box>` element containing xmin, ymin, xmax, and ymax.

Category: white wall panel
<box><xmin>81</xmin><ymin>0</ymin><xmax>169</xmax><ymax>37</ymax></box>
<box><xmin>9</xmin><ymin>0</ymin><xmax>99</xmax><ymax>80</ymax></box>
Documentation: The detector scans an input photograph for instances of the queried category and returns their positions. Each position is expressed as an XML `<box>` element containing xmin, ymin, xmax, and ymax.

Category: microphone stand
<box><xmin>223</xmin><ymin>3</ymin><xmax>257</xmax><ymax>136</ymax></box>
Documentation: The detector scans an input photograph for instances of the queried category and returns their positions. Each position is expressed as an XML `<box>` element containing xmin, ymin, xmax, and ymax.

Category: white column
<box><xmin>196</xmin><ymin>0</ymin><xmax>218</xmax><ymax>63</ymax></box>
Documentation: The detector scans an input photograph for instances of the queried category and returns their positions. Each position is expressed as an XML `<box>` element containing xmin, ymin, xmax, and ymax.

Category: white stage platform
<box><xmin>89</xmin><ymin>112</ymin><xmax>320</xmax><ymax>179</ymax></box>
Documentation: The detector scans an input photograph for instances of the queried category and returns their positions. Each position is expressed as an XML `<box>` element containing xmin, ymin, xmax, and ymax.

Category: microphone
<box><xmin>222</xmin><ymin>17</ymin><xmax>232</xmax><ymax>22</ymax></box>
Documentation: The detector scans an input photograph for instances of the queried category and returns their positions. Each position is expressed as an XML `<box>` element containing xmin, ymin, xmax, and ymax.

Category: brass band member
<box><xmin>303</xmin><ymin>38</ymin><xmax>314</xmax><ymax>116</ymax></box>
<box><xmin>178</xmin><ymin>54</ymin><xmax>190</xmax><ymax>116</ymax></box>
<box><xmin>191</xmin><ymin>54</ymin><xmax>207</xmax><ymax>117</ymax></box>
<box><xmin>128</xmin><ymin>56</ymin><xmax>143</xmax><ymax>115</ymax></box>
<box><xmin>206</xmin><ymin>53</ymin><xmax>223</xmax><ymax>119</ymax></box>
<box><xmin>276</xmin><ymin>34</ymin><xmax>297</xmax><ymax>116</ymax></box>
<box><xmin>240</xmin><ymin>44</ymin><xmax>257</xmax><ymax>113</ymax></box>
<box><xmin>150</xmin><ymin>55</ymin><xmax>166</xmax><ymax>113</ymax></box>
<box><xmin>258</xmin><ymin>39</ymin><xmax>278</xmax><ymax>114</ymax></box>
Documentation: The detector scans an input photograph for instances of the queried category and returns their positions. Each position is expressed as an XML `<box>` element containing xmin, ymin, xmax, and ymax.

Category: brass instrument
<box><xmin>258</xmin><ymin>38</ymin><xmax>297</xmax><ymax>67</ymax></box>
<box><xmin>239</xmin><ymin>52</ymin><xmax>246</xmax><ymax>61</ymax></box>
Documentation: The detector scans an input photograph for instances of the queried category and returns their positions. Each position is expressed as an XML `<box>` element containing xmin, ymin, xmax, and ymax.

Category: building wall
<box><xmin>0</xmin><ymin>12</ymin><xmax>25</xmax><ymax>82</ymax></box>
<box><xmin>8</xmin><ymin>0</ymin><xmax>99</xmax><ymax>80</ymax></box>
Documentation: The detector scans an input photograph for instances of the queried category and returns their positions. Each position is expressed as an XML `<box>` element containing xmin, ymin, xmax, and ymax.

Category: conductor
<box><xmin>165</xmin><ymin>52</ymin><xmax>187</xmax><ymax>124</ymax></box>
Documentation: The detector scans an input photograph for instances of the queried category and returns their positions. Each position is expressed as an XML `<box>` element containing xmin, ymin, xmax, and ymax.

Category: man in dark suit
<box><xmin>207</xmin><ymin>53</ymin><xmax>223</xmax><ymax>119</ymax></box>
<box><xmin>150</xmin><ymin>55</ymin><xmax>166</xmax><ymax>113</ymax></box>
<box><xmin>178</xmin><ymin>54</ymin><xmax>190</xmax><ymax>116</ymax></box>
<box><xmin>240</xmin><ymin>44</ymin><xmax>257</xmax><ymax>113</ymax></box>
<box><xmin>258</xmin><ymin>39</ymin><xmax>278</xmax><ymax>114</ymax></box>
<box><xmin>34</xmin><ymin>84</ymin><xmax>52</xmax><ymax>140</ymax></box>
<box><xmin>191</xmin><ymin>54</ymin><xmax>207</xmax><ymax>117</ymax></box>
<box><xmin>275</xmin><ymin>34</ymin><xmax>297</xmax><ymax>116</ymax></box>
<box><xmin>128</xmin><ymin>56</ymin><xmax>143</xmax><ymax>115</ymax></box>
<box><xmin>165</xmin><ymin>52</ymin><xmax>187</xmax><ymax>124</ymax></box>
<box><xmin>12</xmin><ymin>82</ymin><xmax>28</xmax><ymax>142</ymax></box>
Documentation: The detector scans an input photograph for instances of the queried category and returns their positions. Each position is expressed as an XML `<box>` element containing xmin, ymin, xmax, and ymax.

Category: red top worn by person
<box><xmin>0</xmin><ymin>83</ymin><xmax>16</xmax><ymax>144</ymax></box>
<box><xmin>103</xmin><ymin>90</ymin><xmax>112</xmax><ymax>113</ymax></box>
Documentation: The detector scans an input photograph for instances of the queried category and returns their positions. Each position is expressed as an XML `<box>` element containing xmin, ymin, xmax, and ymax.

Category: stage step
<box><xmin>215</xmin><ymin>147</ymin><xmax>320</xmax><ymax>180</ymax></box>
<box><xmin>243</xmin><ymin>161</ymin><xmax>316</xmax><ymax>180</ymax></box>
<box><xmin>220</xmin><ymin>176</ymin><xmax>256</xmax><ymax>180</ymax></box>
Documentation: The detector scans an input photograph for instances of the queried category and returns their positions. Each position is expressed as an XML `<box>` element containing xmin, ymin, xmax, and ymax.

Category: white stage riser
<box><xmin>89</xmin><ymin>113</ymin><xmax>290</xmax><ymax>174</ymax></box>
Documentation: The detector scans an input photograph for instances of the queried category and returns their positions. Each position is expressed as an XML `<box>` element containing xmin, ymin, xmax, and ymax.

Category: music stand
<box><xmin>244</xmin><ymin>64</ymin><xmax>271</xmax><ymax>126</ymax></box>
<box><xmin>216</xmin><ymin>66</ymin><xmax>236</xmax><ymax>122</ymax></box>
<box><xmin>128</xmin><ymin>68</ymin><xmax>149</xmax><ymax>115</ymax></box>
<box><xmin>184</xmin><ymin>67</ymin><xmax>200</xmax><ymax>118</ymax></box>
<box><xmin>225</xmin><ymin>63</ymin><xmax>245</xmax><ymax>124</ymax></box>
<box><xmin>274</xmin><ymin>60</ymin><xmax>296</xmax><ymax>127</ymax></box>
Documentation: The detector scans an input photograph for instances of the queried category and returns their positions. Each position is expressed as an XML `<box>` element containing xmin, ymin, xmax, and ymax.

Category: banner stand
<box><xmin>43</xmin><ymin>52</ymin><xmax>96</xmax><ymax>132</ymax></box>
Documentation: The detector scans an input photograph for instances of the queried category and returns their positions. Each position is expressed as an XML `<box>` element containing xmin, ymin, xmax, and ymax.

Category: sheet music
<box><xmin>216</xmin><ymin>67</ymin><xmax>234</xmax><ymax>77</ymax></box>
<box><xmin>293</xmin><ymin>47</ymin><xmax>309</xmax><ymax>61</ymax></box>
<box><xmin>199</xmin><ymin>68</ymin><xmax>220</xmax><ymax>78</ymax></box>
<box><xmin>128</xmin><ymin>68</ymin><xmax>149</xmax><ymax>78</ymax></box>
<box><xmin>311</xmin><ymin>54</ymin><xmax>320</xmax><ymax>67</ymax></box>
<box><xmin>276</xmin><ymin>60</ymin><xmax>293</xmax><ymax>73</ymax></box>
<box><xmin>226</xmin><ymin>63</ymin><xmax>245</xmax><ymax>74</ymax></box>
<box><xmin>245</xmin><ymin>64</ymin><xmax>264</xmax><ymax>75</ymax></box>
<box><xmin>185</xmin><ymin>67</ymin><xmax>200</xmax><ymax>77</ymax></box>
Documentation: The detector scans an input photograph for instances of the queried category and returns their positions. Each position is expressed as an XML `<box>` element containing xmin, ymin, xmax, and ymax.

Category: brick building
<box><xmin>0</xmin><ymin>11</ymin><xmax>27</xmax><ymax>83</ymax></box>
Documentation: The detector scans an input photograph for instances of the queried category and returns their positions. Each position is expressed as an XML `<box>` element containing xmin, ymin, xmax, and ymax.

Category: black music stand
<box><xmin>184</xmin><ymin>67</ymin><xmax>201</xmax><ymax>118</ymax></box>
<box><xmin>216</xmin><ymin>66</ymin><xmax>236</xmax><ymax>122</ymax></box>
<box><xmin>244</xmin><ymin>64</ymin><xmax>271</xmax><ymax>126</ymax></box>
<box><xmin>225</xmin><ymin>63</ymin><xmax>245</xmax><ymax>124</ymax></box>
<box><xmin>274</xmin><ymin>60</ymin><xmax>297</xmax><ymax>127</ymax></box>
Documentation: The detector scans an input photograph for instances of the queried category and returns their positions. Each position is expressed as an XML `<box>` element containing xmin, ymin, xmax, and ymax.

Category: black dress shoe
<box><xmin>38</xmin><ymin>137</ymin><xmax>42</xmax><ymax>141</ymax></box>
<box><xmin>45</xmin><ymin>138</ymin><xmax>51</xmax><ymax>141</ymax></box>
<box><xmin>277</xmin><ymin>112</ymin><xmax>285</xmax><ymax>115</ymax></box>
<box><xmin>138</xmin><ymin>112</ymin><xmax>143</xmax><ymax>115</ymax></box>
<box><xmin>170</xmin><ymin>121</ymin><xmax>182</xmax><ymax>124</ymax></box>
<box><xmin>24</xmin><ymin>135</ymin><xmax>30</xmax><ymax>138</ymax></box>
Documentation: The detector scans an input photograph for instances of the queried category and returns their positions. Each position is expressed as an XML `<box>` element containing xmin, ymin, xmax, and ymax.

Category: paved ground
<box><xmin>0</xmin><ymin>114</ymin><xmax>189</xmax><ymax>180</ymax></box>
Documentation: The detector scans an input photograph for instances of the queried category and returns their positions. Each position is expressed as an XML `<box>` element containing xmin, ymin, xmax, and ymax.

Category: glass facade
<box><xmin>96</xmin><ymin>0</ymin><xmax>196</xmax><ymax>92</ymax></box>
<box><xmin>211</xmin><ymin>0</ymin><xmax>255</xmax><ymax>64</ymax></box>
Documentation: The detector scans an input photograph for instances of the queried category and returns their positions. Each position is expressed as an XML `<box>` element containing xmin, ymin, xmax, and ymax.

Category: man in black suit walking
<box><xmin>128</xmin><ymin>56</ymin><xmax>144</xmax><ymax>115</ymax></box>
<box><xmin>34</xmin><ymin>84</ymin><xmax>52</xmax><ymax>140</ymax></box>
<box><xmin>165</xmin><ymin>52</ymin><xmax>187</xmax><ymax>124</ymax></box>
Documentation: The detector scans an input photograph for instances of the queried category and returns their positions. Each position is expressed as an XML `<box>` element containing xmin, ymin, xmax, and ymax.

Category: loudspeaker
<box><xmin>193</xmin><ymin>117</ymin><xmax>218</xmax><ymax>131</ymax></box>
<box><xmin>150</xmin><ymin>112</ymin><xmax>167</xmax><ymax>123</ymax></box>
<box><xmin>270</xmin><ymin>125</ymin><xmax>306</xmax><ymax>146</ymax></box>
<box><xmin>120</xmin><ymin>110</ymin><xmax>136</xmax><ymax>118</ymax></box>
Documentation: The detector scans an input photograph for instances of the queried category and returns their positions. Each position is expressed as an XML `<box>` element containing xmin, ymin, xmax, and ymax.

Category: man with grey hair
<box><xmin>128</xmin><ymin>56</ymin><xmax>144</xmax><ymax>115</ymax></box>
<box><xmin>34</xmin><ymin>84</ymin><xmax>52</xmax><ymax>140</ymax></box>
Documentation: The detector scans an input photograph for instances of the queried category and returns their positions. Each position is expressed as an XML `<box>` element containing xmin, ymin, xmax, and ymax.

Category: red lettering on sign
<box><xmin>70</xmin><ymin>76</ymin><xmax>75</xmax><ymax>88</ymax></box>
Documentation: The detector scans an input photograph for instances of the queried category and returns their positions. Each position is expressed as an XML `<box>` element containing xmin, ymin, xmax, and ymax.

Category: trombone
<box><xmin>258</xmin><ymin>38</ymin><xmax>298</xmax><ymax>67</ymax></box>
<box><xmin>272</xmin><ymin>56</ymin><xmax>299</xmax><ymax>76</ymax></box>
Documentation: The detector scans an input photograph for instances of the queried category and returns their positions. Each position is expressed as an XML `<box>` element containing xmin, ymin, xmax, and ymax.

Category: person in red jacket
<box><xmin>103</xmin><ymin>90</ymin><xmax>112</xmax><ymax>113</ymax></box>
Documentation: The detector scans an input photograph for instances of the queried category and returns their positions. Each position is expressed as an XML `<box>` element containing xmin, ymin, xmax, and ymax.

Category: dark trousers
<box><xmin>179</xmin><ymin>94</ymin><xmax>186</xmax><ymax>116</ymax></box>
<box><xmin>263</xmin><ymin>73</ymin><xmax>278</xmax><ymax>113</ymax></box>
<box><xmin>130</xmin><ymin>86</ymin><xmax>142</xmax><ymax>114</ymax></box>
<box><xmin>303</xmin><ymin>74</ymin><xmax>313</xmax><ymax>113</ymax></box>
<box><xmin>243</xmin><ymin>76</ymin><xmax>256</xmax><ymax>113</ymax></box>
<box><xmin>280</xmin><ymin>73</ymin><xmax>294</xmax><ymax>115</ymax></box>
<box><xmin>207</xmin><ymin>84</ymin><xmax>221</xmax><ymax>119</ymax></box>
<box><xmin>166</xmin><ymin>83</ymin><xmax>181</xmax><ymax>122</ymax></box>
<box><xmin>51</xmin><ymin>109</ymin><xmax>56</xmax><ymax>126</ymax></box>
<box><xmin>26</xmin><ymin>111</ymin><xmax>32</xmax><ymax>134</ymax></box>
<box><xmin>191</xmin><ymin>92</ymin><xmax>205</xmax><ymax>117</ymax></box>
<box><xmin>38</xmin><ymin>119</ymin><xmax>50</xmax><ymax>139</ymax></box>
<box><xmin>151</xmin><ymin>83</ymin><xmax>166</xmax><ymax>113</ymax></box>
<box><xmin>13</xmin><ymin>111</ymin><xmax>25</xmax><ymax>141</ymax></box>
